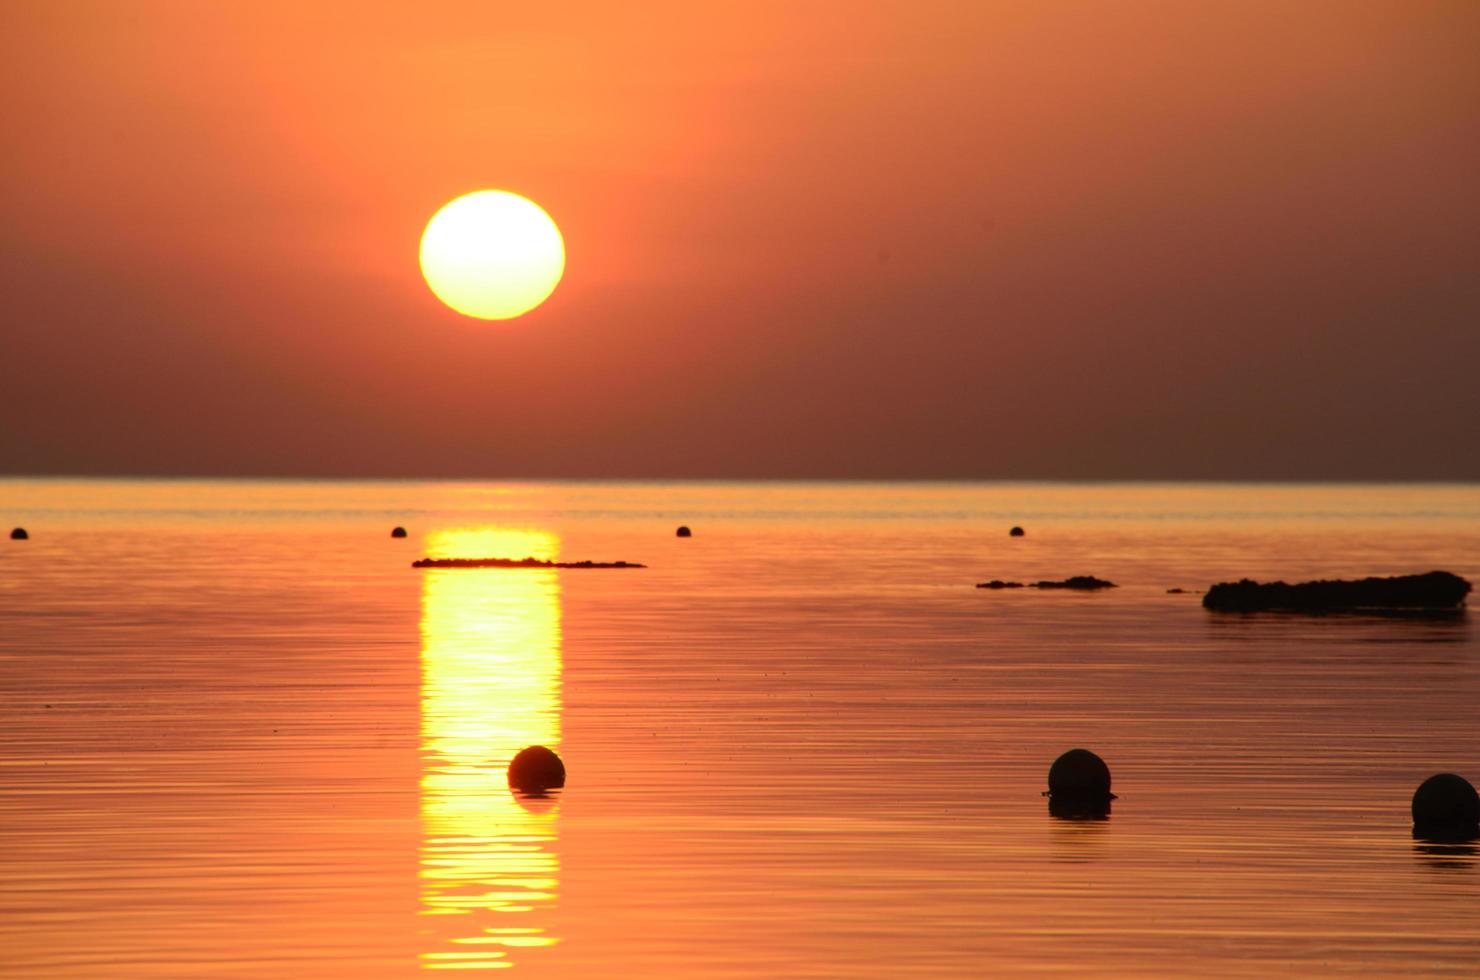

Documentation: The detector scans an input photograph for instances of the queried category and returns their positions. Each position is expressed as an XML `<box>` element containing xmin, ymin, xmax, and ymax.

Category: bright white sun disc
<box><xmin>419</xmin><ymin>190</ymin><xmax>565</xmax><ymax>320</ymax></box>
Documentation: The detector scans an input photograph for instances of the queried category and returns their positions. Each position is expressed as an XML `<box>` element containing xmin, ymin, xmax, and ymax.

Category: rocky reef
<box><xmin>413</xmin><ymin>557</ymin><xmax>645</xmax><ymax>569</ymax></box>
<box><xmin>977</xmin><ymin>575</ymin><xmax>1117</xmax><ymax>590</ymax></box>
<box><xmin>1202</xmin><ymin>570</ymin><xmax>1470</xmax><ymax>611</ymax></box>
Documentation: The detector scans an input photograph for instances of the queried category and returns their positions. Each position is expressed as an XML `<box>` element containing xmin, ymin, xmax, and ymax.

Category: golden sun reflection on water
<box><xmin>419</xmin><ymin>528</ymin><xmax>563</xmax><ymax>971</ymax></box>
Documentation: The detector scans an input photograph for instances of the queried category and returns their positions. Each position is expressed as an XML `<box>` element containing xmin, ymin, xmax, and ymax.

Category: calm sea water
<box><xmin>2</xmin><ymin>479</ymin><xmax>1478</xmax><ymax>977</ymax></box>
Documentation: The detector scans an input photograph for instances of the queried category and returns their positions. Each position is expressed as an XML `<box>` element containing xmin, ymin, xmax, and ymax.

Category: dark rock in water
<box><xmin>1203</xmin><ymin>571</ymin><xmax>1470</xmax><ymax>612</ymax></box>
<box><xmin>1032</xmin><ymin>576</ymin><xmax>1116</xmax><ymax>590</ymax></box>
<box><xmin>676</xmin><ymin>526</ymin><xmax>692</xmax><ymax>537</ymax></box>
<box><xmin>1167</xmin><ymin>588</ymin><xmax>1189</xmax><ymax>594</ymax></box>
<box><xmin>390</xmin><ymin>526</ymin><xmax>408</xmax><ymax>538</ymax></box>
<box><xmin>10</xmin><ymin>527</ymin><xmax>27</xmax><ymax>540</ymax></box>
<box><xmin>1045</xmin><ymin>748</ymin><xmax>1116</xmax><ymax>819</ymax></box>
<box><xmin>1413</xmin><ymin>773</ymin><xmax>1480</xmax><ymax>838</ymax></box>
<box><xmin>976</xmin><ymin>576</ymin><xmax>1114</xmax><ymax>590</ymax></box>
<box><xmin>508</xmin><ymin>745</ymin><xmax>566</xmax><ymax>794</ymax></box>
<box><xmin>413</xmin><ymin>556</ymin><xmax>645</xmax><ymax>569</ymax></box>
<box><xmin>1009</xmin><ymin>526</ymin><xmax>1025</xmax><ymax>537</ymax></box>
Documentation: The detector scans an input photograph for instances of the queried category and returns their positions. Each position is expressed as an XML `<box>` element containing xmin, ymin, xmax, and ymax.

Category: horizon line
<box><xmin>3</xmin><ymin>472</ymin><xmax>1478</xmax><ymax>487</ymax></box>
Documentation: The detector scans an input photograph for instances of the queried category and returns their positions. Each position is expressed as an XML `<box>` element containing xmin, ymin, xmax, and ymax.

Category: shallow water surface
<box><xmin>1</xmin><ymin>480</ymin><xmax>1478</xmax><ymax>976</ymax></box>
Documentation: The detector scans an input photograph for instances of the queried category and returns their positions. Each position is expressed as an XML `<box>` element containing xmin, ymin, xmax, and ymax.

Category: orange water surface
<box><xmin>1</xmin><ymin>480</ymin><xmax>1478</xmax><ymax>976</ymax></box>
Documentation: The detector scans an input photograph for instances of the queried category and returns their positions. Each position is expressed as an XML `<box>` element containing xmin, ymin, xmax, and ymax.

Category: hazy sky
<box><xmin>3</xmin><ymin>1</ymin><xmax>1477</xmax><ymax>479</ymax></box>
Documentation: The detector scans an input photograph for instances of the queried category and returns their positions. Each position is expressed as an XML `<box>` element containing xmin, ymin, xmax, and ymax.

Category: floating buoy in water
<box><xmin>390</xmin><ymin>526</ymin><xmax>408</xmax><ymax>538</ymax></box>
<box><xmin>1045</xmin><ymin>748</ymin><xmax>1116</xmax><ymax>818</ymax></box>
<box><xmin>676</xmin><ymin>526</ymin><xmax>692</xmax><ymax>538</ymax></box>
<box><xmin>508</xmin><ymin>745</ymin><xmax>566</xmax><ymax>794</ymax></box>
<box><xmin>1009</xmin><ymin>526</ymin><xmax>1025</xmax><ymax>537</ymax></box>
<box><xmin>10</xmin><ymin>527</ymin><xmax>27</xmax><ymax>540</ymax></box>
<box><xmin>1412</xmin><ymin>773</ymin><xmax>1480</xmax><ymax>838</ymax></box>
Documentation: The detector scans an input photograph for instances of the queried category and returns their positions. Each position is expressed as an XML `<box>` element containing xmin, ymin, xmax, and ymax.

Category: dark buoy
<box><xmin>508</xmin><ymin>745</ymin><xmax>566</xmax><ymax>795</ymax></box>
<box><xmin>390</xmin><ymin>526</ymin><xmax>408</xmax><ymax>538</ymax></box>
<box><xmin>1009</xmin><ymin>526</ymin><xmax>1025</xmax><ymax>537</ymax></box>
<box><xmin>1045</xmin><ymin>748</ymin><xmax>1116</xmax><ymax>818</ymax></box>
<box><xmin>10</xmin><ymin>527</ymin><xmax>27</xmax><ymax>540</ymax></box>
<box><xmin>676</xmin><ymin>525</ymin><xmax>692</xmax><ymax>537</ymax></box>
<box><xmin>1412</xmin><ymin>773</ymin><xmax>1480</xmax><ymax>838</ymax></box>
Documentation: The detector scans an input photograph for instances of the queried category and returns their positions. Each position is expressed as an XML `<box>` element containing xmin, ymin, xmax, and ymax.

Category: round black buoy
<box><xmin>1046</xmin><ymin>748</ymin><xmax>1116</xmax><ymax>818</ymax></box>
<box><xmin>10</xmin><ymin>527</ymin><xmax>27</xmax><ymax>540</ymax></box>
<box><xmin>508</xmin><ymin>745</ymin><xmax>566</xmax><ymax>794</ymax></box>
<box><xmin>1412</xmin><ymin>773</ymin><xmax>1480</xmax><ymax>838</ymax></box>
<box><xmin>1009</xmin><ymin>526</ymin><xmax>1025</xmax><ymax>537</ymax></box>
<box><xmin>390</xmin><ymin>526</ymin><xmax>408</xmax><ymax>538</ymax></box>
<box><xmin>676</xmin><ymin>525</ymin><xmax>692</xmax><ymax>538</ymax></box>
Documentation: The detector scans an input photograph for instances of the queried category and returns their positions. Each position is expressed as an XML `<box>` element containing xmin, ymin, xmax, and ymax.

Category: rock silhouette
<box><xmin>10</xmin><ymin>527</ymin><xmax>27</xmax><ymax>540</ymax></box>
<box><xmin>976</xmin><ymin>576</ymin><xmax>1117</xmax><ymax>590</ymax></box>
<box><xmin>1412</xmin><ymin>773</ymin><xmax>1480</xmax><ymax>838</ymax></box>
<box><xmin>1045</xmin><ymin>748</ymin><xmax>1116</xmax><ymax>819</ymax></box>
<box><xmin>676</xmin><ymin>526</ymin><xmax>692</xmax><ymax>537</ymax></box>
<box><xmin>412</xmin><ymin>556</ymin><xmax>645</xmax><ymax>569</ymax></box>
<box><xmin>390</xmin><ymin>526</ymin><xmax>408</xmax><ymax>538</ymax></box>
<box><xmin>1009</xmin><ymin>526</ymin><xmax>1025</xmax><ymax>537</ymax></box>
<box><xmin>1203</xmin><ymin>571</ymin><xmax>1470</xmax><ymax>611</ymax></box>
<box><xmin>508</xmin><ymin>745</ymin><xmax>566</xmax><ymax>794</ymax></box>
<box><xmin>1033</xmin><ymin>576</ymin><xmax>1116</xmax><ymax>590</ymax></box>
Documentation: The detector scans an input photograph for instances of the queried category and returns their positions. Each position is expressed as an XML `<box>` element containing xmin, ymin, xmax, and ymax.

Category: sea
<box><xmin>1</xmin><ymin>479</ymin><xmax>1478</xmax><ymax>977</ymax></box>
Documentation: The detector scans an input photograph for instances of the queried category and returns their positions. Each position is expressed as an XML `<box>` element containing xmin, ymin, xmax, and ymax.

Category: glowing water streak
<box><xmin>419</xmin><ymin>529</ymin><xmax>562</xmax><ymax>971</ymax></box>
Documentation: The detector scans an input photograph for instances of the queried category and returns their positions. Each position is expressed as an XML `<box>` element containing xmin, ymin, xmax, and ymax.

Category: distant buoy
<box><xmin>390</xmin><ymin>526</ymin><xmax>408</xmax><ymax>538</ymax></box>
<box><xmin>508</xmin><ymin>745</ymin><xmax>566</xmax><ymax>795</ymax></box>
<box><xmin>1413</xmin><ymin>773</ymin><xmax>1480</xmax><ymax>837</ymax></box>
<box><xmin>1009</xmin><ymin>526</ymin><xmax>1025</xmax><ymax>537</ymax></box>
<box><xmin>1046</xmin><ymin>748</ymin><xmax>1116</xmax><ymax>818</ymax></box>
<box><xmin>676</xmin><ymin>526</ymin><xmax>692</xmax><ymax>538</ymax></box>
<box><xmin>10</xmin><ymin>527</ymin><xmax>27</xmax><ymax>540</ymax></box>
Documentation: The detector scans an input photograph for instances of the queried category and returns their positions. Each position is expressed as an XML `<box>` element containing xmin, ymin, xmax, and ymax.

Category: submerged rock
<box><xmin>10</xmin><ymin>527</ymin><xmax>27</xmax><ymax>540</ymax></box>
<box><xmin>508</xmin><ymin>745</ymin><xmax>566</xmax><ymax>795</ymax></box>
<box><xmin>390</xmin><ymin>526</ymin><xmax>408</xmax><ymax>538</ymax></box>
<box><xmin>976</xmin><ymin>579</ymin><xmax>1025</xmax><ymax>589</ymax></box>
<box><xmin>1009</xmin><ymin>526</ymin><xmax>1025</xmax><ymax>537</ymax></box>
<box><xmin>1413</xmin><ymin>773</ymin><xmax>1480</xmax><ymax>838</ymax></box>
<box><xmin>676</xmin><ymin>526</ymin><xmax>692</xmax><ymax>537</ymax></box>
<box><xmin>1203</xmin><ymin>571</ymin><xmax>1470</xmax><ymax>612</ymax></box>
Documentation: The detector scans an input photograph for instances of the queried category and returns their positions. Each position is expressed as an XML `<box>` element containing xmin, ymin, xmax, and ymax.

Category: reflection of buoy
<box><xmin>1045</xmin><ymin>748</ymin><xmax>1116</xmax><ymax>818</ymax></box>
<box><xmin>508</xmin><ymin>745</ymin><xmax>566</xmax><ymax>794</ymax></box>
<box><xmin>390</xmin><ymin>526</ymin><xmax>408</xmax><ymax>538</ymax></box>
<box><xmin>10</xmin><ymin>527</ymin><xmax>27</xmax><ymax>540</ymax></box>
<box><xmin>1412</xmin><ymin>773</ymin><xmax>1480</xmax><ymax>837</ymax></box>
<box><xmin>676</xmin><ymin>526</ymin><xmax>692</xmax><ymax>538</ymax></box>
<box><xmin>1009</xmin><ymin>526</ymin><xmax>1025</xmax><ymax>537</ymax></box>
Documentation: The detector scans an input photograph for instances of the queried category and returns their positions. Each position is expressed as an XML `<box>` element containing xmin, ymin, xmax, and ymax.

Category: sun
<box><xmin>419</xmin><ymin>190</ymin><xmax>565</xmax><ymax>320</ymax></box>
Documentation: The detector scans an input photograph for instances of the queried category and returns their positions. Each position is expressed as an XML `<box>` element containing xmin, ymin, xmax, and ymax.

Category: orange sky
<box><xmin>2</xmin><ymin>1</ymin><xmax>1477</xmax><ymax>479</ymax></box>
